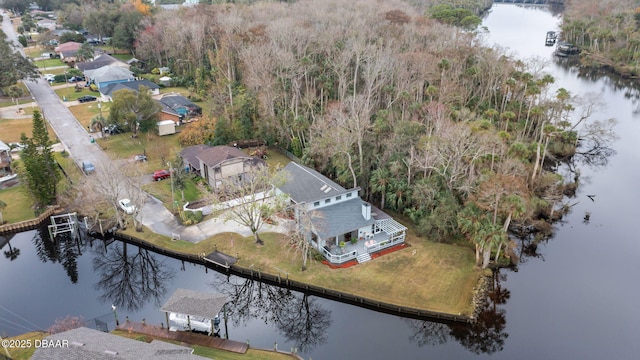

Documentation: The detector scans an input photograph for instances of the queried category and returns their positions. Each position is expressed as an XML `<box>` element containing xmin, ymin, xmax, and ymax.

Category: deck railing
<box><xmin>321</xmin><ymin>247</ymin><xmax>358</xmax><ymax>264</ymax></box>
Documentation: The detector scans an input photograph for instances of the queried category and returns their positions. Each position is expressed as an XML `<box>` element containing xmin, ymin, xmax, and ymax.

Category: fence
<box><xmin>114</xmin><ymin>232</ymin><xmax>474</xmax><ymax>325</ymax></box>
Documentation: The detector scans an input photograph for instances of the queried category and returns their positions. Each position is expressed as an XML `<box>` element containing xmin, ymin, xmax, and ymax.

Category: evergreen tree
<box><xmin>19</xmin><ymin>110</ymin><xmax>59</xmax><ymax>207</ymax></box>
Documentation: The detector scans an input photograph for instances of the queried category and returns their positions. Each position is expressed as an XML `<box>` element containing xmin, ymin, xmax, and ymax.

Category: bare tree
<box><xmin>221</xmin><ymin>166</ymin><xmax>287</xmax><ymax>244</ymax></box>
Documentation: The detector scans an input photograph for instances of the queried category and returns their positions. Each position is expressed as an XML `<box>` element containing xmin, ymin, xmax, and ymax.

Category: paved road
<box><xmin>1</xmin><ymin>10</ymin><xmax>287</xmax><ymax>242</ymax></box>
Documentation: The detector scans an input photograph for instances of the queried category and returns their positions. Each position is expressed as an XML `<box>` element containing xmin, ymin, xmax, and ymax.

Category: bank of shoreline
<box><xmin>113</xmin><ymin>231</ymin><xmax>479</xmax><ymax>324</ymax></box>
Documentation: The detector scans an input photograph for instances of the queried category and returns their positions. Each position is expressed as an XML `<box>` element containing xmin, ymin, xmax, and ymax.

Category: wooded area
<box><xmin>562</xmin><ymin>0</ymin><xmax>640</xmax><ymax>76</ymax></box>
<box><xmin>5</xmin><ymin>0</ymin><xmax>594</xmax><ymax>268</ymax></box>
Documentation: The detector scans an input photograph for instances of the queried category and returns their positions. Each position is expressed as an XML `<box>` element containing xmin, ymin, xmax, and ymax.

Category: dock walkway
<box><xmin>117</xmin><ymin>320</ymin><xmax>248</xmax><ymax>353</ymax></box>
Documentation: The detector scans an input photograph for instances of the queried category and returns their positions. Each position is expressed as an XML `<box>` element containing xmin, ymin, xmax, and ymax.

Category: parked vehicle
<box><xmin>82</xmin><ymin>161</ymin><xmax>95</xmax><ymax>175</ymax></box>
<box><xmin>41</xmin><ymin>52</ymin><xmax>53</xmax><ymax>58</ymax></box>
<box><xmin>68</xmin><ymin>76</ymin><xmax>85</xmax><ymax>83</ymax></box>
<box><xmin>44</xmin><ymin>74</ymin><xmax>55</xmax><ymax>82</ymax></box>
<box><xmin>153</xmin><ymin>169</ymin><xmax>171</xmax><ymax>181</ymax></box>
<box><xmin>105</xmin><ymin>124</ymin><xmax>124</xmax><ymax>135</ymax></box>
<box><xmin>78</xmin><ymin>95</ymin><xmax>97</xmax><ymax>103</ymax></box>
<box><xmin>118</xmin><ymin>199</ymin><xmax>135</xmax><ymax>214</ymax></box>
<box><xmin>134</xmin><ymin>154</ymin><xmax>147</xmax><ymax>162</ymax></box>
<box><xmin>9</xmin><ymin>143</ymin><xmax>26</xmax><ymax>152</ymax></box>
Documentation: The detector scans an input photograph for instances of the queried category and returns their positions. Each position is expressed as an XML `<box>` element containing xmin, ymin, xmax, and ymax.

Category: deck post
<box><xmin>165</xmin><ymin>312</ymin><xmax>169</xmax><ymax>330</ymax></box>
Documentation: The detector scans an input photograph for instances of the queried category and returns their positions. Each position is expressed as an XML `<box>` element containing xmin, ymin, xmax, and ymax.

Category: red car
<box><xmin>152</xmin><ymin>169</ymin><xmax>171</xmax><ymax>181</ymax></box>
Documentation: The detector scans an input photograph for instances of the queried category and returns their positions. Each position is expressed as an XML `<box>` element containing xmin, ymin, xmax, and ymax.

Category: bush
<box><xmin>17</xmin><ymin>35</ymin><xmax>27</xmax><ymax>47</ymax></box>
<box><xmin>181</xmin><ymin>210</ymin><xmax>203</xmax><ymax>225</ymax></box>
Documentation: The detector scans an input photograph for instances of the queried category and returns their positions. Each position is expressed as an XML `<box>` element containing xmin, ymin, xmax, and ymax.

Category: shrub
<box><xmin>181</xmin><ymin>210</ymin><xmax>203</xmax><ymax>225</ymax></box>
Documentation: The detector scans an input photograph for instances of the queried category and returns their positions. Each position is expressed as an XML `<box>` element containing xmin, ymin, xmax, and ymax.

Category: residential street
<box><xmin>1</xmin><ymin>10</ymin><xmax>286</xmax><ymax>242</ymax></box>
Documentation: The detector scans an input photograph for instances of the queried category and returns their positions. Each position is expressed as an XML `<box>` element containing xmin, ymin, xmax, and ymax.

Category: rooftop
<box><xmin>161</xmin><ymin>288</ymin><xmax>228</xmax><ymax>319</ymax></box>
<box><xmin>278</xmin><ymin>162</ymin><xmax>352</xmax><ymax>203</ymax></box>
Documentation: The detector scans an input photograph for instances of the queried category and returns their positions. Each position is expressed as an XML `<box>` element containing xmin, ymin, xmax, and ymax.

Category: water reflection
<box><xmin>1</xmin><ymin>234</ymin><xmax>20</xmax><ymax>261</ymax></box>
<box><xmin>92</xmin><ymin>241</ymin><xmax>175</xmax><ymax>311</ymax></box>
<box><xmin>211</xmin><ymin>277</ymin><xmax>332</xmax><ymax>352</ymax></box>
<box><xmin>406</xmin><ymin>271</ymin><xmax>509</xmax><ymax>355</ymax></box>
<box><xmin>31</xmin><ymin>226</ymin><xmax>81</xmax><ymax>283</ymax></box>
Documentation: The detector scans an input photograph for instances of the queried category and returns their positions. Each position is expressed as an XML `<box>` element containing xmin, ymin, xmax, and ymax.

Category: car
<box><xmin>153</xmin><ymin>169</ymin><xmax>171</xmax><ymax>181</ymax></box>
<box><xmin>105</xmin><ymin>124</ymin><xmax>124</xmax><ymax>135</ymax></box>
<box><xmin>68</xmin><ymin>76</ymin><xmax>85</xmax><ymax>83</ymax></box>
<box><xmin>41</xmin><ymin>52</ymin><xmax>53</xmax><ymax>58</ymax></box>
<box><xmin>78</xmin><ymin>95</ymin><xmax>97</xmax><ymax>103</ymax></box>
<box><xmin>9</xmin><ymin>142</ymin><xmax>26</xmax><ymax>152</ymax></box>
<box><xmin>44</xmin><ymin>74</ymin><xmax>55</xmax><ymax>82</ymax></box>
<box><xmin>118</xmin><ymin>199</ymin><xmax>135</xmax><ymax>215</ymax></box>
<box><xmin>134</xmin><ymin>154</ymin><xmax>147</xmax><ymax>162</ymax></box>
<box><xmin>82</xmin><ymin>161</ymin><xmax>95</xmax><ymax>175</ymax></box>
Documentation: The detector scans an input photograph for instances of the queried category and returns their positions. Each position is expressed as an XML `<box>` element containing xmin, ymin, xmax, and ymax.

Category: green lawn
<box><xmin>35</xmin><ymin>58</ymin><xmax>66</xmax><ymax>69</ymax></box>
<box><xmin>55</xmin><ymin>87</ymin><xmax>100</xmax><ymax>102</ymax></box>
<box><xmin>0</xmin><ymin>185</ymin><xmax>35</xmax><ymax>224</ymax></box>
<box><xmin>142</xmin><ymin>175</ymin><xmax>200</xmax><ymax>211</ymax></box>
<box><xmin>0</xmin><ymin>117</ymin><xmax>56</xmax><ymax>143</ymax></box>
<box><xmin>68</xmin><ymin>101</ymin><xmax>110</xmax><ymax>130</ymax></box>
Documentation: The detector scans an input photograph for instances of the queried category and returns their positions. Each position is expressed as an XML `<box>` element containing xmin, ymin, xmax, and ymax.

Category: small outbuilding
<box><xmin>157</xmin><ymin>120</ymin><xmax>176</xmax><ymax>136</ymax></box>
<box><xmin>158</xmin><ymin>76</ymin><xmax>172</xmax><ymax>86</ymax></box>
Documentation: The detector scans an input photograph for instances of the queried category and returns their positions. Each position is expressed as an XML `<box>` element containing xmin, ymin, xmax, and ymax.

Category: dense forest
<box><xmin>562</xmin><ymin>0</ymin><xmax>640</xmax><ymax>76</ymax></box>
<box><xmin>5</xmin><ymin>0</ymin><xmax>596</xmax><ymax>268</ymax></box>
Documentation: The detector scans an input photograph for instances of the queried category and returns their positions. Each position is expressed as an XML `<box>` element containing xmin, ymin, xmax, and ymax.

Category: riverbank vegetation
<box><xmin>125</xmin><ymin>0</ymin><xmax>584</xmax><ymax>268</ymax></box>
<box><xmin>562</xmin><ymin>0</ymin><xmax>640</xmax><ymax>76</ymax></box>
<box><xmin>2</xmin><ymin>0</ymin><xmax>591</xmax><ymax>268</ymax></box>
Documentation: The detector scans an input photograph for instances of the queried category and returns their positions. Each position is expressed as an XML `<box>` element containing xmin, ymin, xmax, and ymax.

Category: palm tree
<box><xmin>386</xmin><ymin>178</ymin><xmax>410</xmax><ymax>212</ymax></box>
<box><xmin>370</xmin><ymin>167</ymin><xmax>390</xmax><ymax>210</ymax></box>
<box><xmin>0</xmin><ymin>199</ymin><xmax>6</xmax><ymax>224</ymax></box>
<box><xmin>75</xmin><ymin>42</ymin><xmax>95</xmax><ymax>63</ymax></box>
<box><xmin>90</xmin><ymin>115</ymin><xmax>107</xmax><ymax>138</ymax></box>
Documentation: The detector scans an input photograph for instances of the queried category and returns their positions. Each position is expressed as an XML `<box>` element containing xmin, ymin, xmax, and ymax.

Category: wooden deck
<box><xmin>117</xmin><ymin>320</ymin><xmax>248</xmax><ymax>353</ymax></box>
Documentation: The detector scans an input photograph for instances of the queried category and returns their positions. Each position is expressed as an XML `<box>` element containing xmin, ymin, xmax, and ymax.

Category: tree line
<box><xmin>5</xmin><ymin>0</ymin><xmax>591</xmax><ymax>268</ymax></box>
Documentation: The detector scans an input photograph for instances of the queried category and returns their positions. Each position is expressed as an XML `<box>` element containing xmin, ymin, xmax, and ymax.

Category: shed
<box><xmin>157</xmin><ymin>120</ymin><xmax>176</xmax><ymax>136</ymax></box>
<box><xmin>159</xmin><ymin>76</ymin><xmax>172</xmax><ymax>86</ymax></box>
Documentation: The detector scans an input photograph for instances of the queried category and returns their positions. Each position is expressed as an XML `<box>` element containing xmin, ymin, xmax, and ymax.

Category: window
<box><xmin>336</xmin><ymin>195</ymin><xmax>342</xmax><ymax>201</ymax></box>
<box><xmin>325</xmin><ymin>199</ymin><xmax>331</xmax><ymax>204</ymax></box>
<box><xmin>313</xmin><ymin>201</ymin><xmax>320</xmax><ymax>207</ymax></box>
<box><xmin>346</xmin><ymin>192</ymin><xmax>352</xmax><ymax>198</ymax></box>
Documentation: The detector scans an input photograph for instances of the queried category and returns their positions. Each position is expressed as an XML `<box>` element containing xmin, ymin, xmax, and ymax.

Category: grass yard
<box><xmin>0</xmin><ymin>117</ymin><xmax>56</xmax><ymax>143</ymax></box>
<box><xmin>55</xmin><ymin>86</ymin><xmax>100</xmax><ymax>103</ymax></box>
<box><xmin>0</xmin><ymin>185</ymin><xmax>35</xmax><ymax>223</ymax></box>
<box><xmin>0</xmin><ymin>331</ymin><xmax>47</xmax><ymax>360</ymax></box>
<box><xmin>97</xmin><ymin>132</ymin><xmax>183</xmax><ymax>166</ymax></box>
<box><xmin>68</xmin><ymin>101</ymin><xmax>109</xmax><ymax>130</ymax></box>
<box><xmin>142</xmin><ymin>175</ymin><xmax>201</xmax><ymax>210</ymax></box>
<box><xmin>35</xmin><ymin>58</ymin><xmax>66</xmax><ymax>69</ymax></box>
<box><xmin>122</xmin><ymin>219</ymin><xmax>482</xmax><ymax>316</ymax></box>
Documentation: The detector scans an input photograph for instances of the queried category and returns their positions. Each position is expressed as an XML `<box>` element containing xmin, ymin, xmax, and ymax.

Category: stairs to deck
<box><xmin>357</xmin><ymin>252</ymin><xmax>372</xmax><ymax>263</ymax></box>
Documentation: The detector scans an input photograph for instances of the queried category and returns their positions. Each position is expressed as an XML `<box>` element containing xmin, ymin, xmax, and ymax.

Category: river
<box><xmin>2</xmin><ymin>3</ymin><xmax>640</xmax><ymax>359</ymax></box>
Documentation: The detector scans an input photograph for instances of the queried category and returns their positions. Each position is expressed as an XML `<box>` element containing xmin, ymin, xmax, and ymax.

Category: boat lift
<box><xmin>48</xmin><ymin>213</ymin><xmax>80</xmax><ymax>240</ymax></box>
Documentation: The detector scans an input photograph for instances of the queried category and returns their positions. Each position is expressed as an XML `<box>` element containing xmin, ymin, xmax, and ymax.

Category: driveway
<box><xmin>1</xmin><ymin>10</ymin><xmax>288</xmax><ymax>243</ymax></box>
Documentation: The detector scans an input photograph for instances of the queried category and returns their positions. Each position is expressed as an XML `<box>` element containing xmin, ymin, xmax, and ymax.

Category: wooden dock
<box><xmin>117</xmin><ymin>320</ymin><xmax>248</xmax><ymax>353</ymax></box>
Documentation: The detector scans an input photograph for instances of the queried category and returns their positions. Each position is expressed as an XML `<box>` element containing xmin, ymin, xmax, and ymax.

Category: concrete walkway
<box><xmin>1</xmin><ymin>10</ymin><xmax>288</xmax><ymax>243</ymax></box>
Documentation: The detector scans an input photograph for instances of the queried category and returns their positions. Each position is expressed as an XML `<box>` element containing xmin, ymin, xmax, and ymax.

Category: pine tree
<box><xmin>19</xmin><ymin>110</ymin><xmax>59</xmax><ymax>207</ymax></box>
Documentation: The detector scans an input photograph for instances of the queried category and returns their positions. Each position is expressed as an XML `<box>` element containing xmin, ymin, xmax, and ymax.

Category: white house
<box><xmin>277</xmin><ymin>162</ymin><xmax>406</xmax><ymax>264</ymax></box>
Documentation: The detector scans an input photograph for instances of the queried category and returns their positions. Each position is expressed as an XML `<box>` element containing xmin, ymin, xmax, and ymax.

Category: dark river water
<box><xmin>2</xmin><ymin>4</ymin><xmax>640</xmax><ymax>359</ymax></box>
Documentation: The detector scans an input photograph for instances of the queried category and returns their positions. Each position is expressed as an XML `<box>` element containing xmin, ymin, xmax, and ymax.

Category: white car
<box><xmin>44</xmin><ymin>74</ymin><xmax>55</xmax><ymax>82</ymax></box>
<box><xmin>118</xmin><ymin>199</ymin><xmax>135</xmax><ymax>214</ymax></box>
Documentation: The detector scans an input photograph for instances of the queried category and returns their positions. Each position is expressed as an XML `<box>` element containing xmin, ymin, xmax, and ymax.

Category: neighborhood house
<box><xmin>181</xmin><ymin>145</ymin><xmax>265</xmax><ymax>192</ymax></box>
<box><xmin>277</xmin><ymin>162</ymin><xmax>406</xmax><ymax>265</ymax></box>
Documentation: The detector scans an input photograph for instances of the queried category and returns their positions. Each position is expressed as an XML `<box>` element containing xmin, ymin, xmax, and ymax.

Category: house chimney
<box><xmin>362</xmin><ymin>203</ymin><xmax>371</xmax><ymax>220</ymax></box>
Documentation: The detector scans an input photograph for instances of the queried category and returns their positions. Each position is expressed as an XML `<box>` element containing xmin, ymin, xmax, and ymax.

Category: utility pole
<box><xmin>168</xmin><ymin>162</ymin><xmax>175</xmax><ymax>213</ymax></box>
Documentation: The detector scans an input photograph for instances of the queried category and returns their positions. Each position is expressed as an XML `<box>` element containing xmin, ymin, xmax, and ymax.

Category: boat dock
<box><xmin>117</xmin><ymin>320</ymin><xmax>249</xmax><ymax>353</ymax></box>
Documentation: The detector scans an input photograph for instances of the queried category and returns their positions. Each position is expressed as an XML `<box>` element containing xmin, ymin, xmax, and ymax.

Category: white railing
<box><xmin>322</xmin><ymin>247</ymin><xmax>358</xmax><ymax>264</ymax></box>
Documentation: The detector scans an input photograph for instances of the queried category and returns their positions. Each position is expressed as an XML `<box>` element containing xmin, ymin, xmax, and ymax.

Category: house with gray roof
<box><xmin>85</xmin><ymin>66</ymin><xmax>134</xmax><ymax>90</ymax></box>
<box><xmin>76</xmin><ymin>54</ymin><xmax>129</xmax><ymax>72</ymax></box>
<box><xmin>31</xmin><ymin>327</ymin><xmax>208</xmax><ymax>360</ymax></box>
<box><xmin>100</xmin><ymin>79</ymin><xmax>160</xmax><ymax>101</ymax></box>
<box><xmin>158</xmin><ymin>94</ymin><xmax>202</xmax><ymax>119</ymax></box>
<box><xmin>277</xmin><ymin>162</ymin><xmax>406</xmax><ymax>265</ymax></box>
<box><xmin>180</xmin><ymin>145</ymin><xmax>265</xmax><ymax>191</ymax></box>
